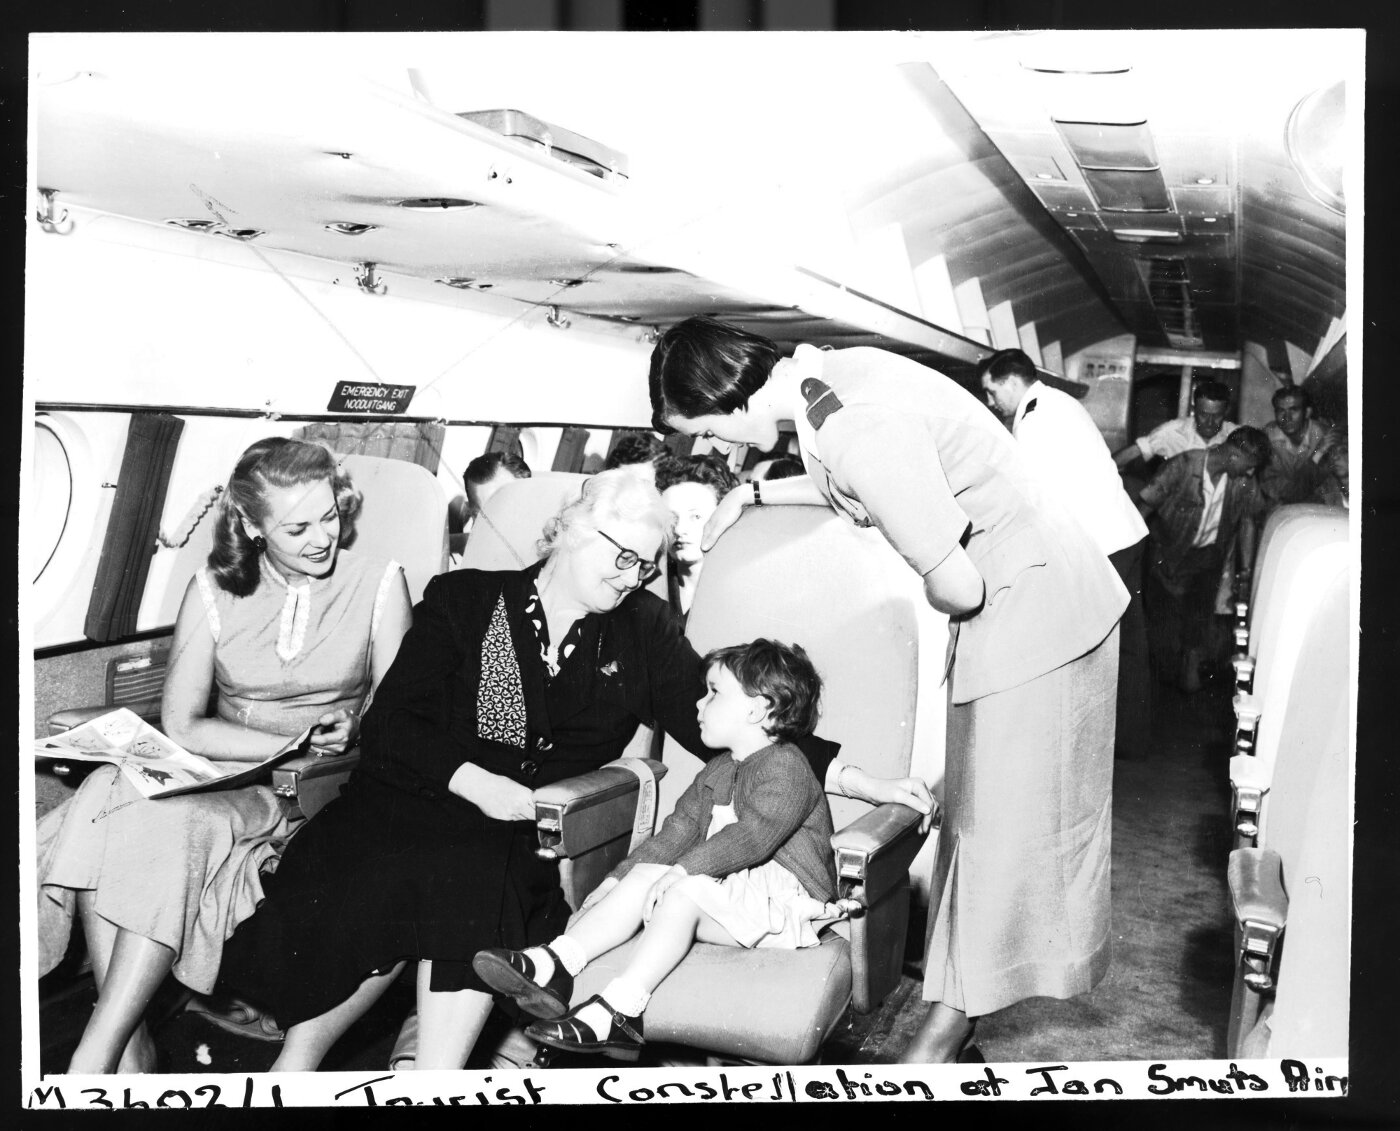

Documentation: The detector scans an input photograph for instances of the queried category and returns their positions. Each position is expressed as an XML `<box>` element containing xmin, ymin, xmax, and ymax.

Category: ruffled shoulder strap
<box><xmin>194</xmin><ymin>567</ymin><xmax>221</xmax><ymax>642</ymax></box>
<box><xmin>371</xmin><ymin>558</ymin><xmax>405</xmax><ymax>641</ymax></box>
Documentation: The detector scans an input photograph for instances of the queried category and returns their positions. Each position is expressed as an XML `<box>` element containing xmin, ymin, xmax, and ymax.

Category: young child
<box><xmin>472</xmin><ymin>638</ymin><xmax>840</xmax><ymax>1061</ymax></box>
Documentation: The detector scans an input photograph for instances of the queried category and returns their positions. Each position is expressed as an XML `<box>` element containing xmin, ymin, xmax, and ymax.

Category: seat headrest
<box><xmin>460</xmin><ymin>474</ymin><xmax>589</xmax><ymax>572</ymax></box>
<box><xmin>683</xmin><ymin>504</ymin><xmax>931</xmax><ymax>812</ymax></box>
<box><xmin>339</xmin><ymin>454</ymin><xmax>449</xmax><ymax>605</ymax></box>
<box><xmin>459</xmin><ymin>473</ymin><xmax>670</xmax><ymax>600</ymax></box>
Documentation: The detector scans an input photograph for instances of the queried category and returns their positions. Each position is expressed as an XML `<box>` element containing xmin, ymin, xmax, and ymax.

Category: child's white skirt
<box><xmin>675</xmin><ymin>861</ymin><xmax>841</xmax><ymax>950</ymax></box>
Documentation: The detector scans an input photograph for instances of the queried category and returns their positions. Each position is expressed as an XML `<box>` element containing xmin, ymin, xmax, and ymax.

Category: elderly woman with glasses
<box><xmin>221</xmin><ymin>466</ymin><xmax>924</xmax><ymax>1071</ymax></box>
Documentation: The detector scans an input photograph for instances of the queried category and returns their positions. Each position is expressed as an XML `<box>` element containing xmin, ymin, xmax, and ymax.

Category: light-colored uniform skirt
<box><xmin>923</xmin><ymin>626</ymin><xmax>1118</xmax><ymax>1016</ymax></box>
<box><xmin>37</xmin><ymin>764</ymin><xmax>299</xmax><ymax>994</ymax></box>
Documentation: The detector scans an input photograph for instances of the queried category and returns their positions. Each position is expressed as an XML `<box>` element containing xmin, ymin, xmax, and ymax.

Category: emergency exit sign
<box><xmin>326</xmin><ymin>382</ymin><xmax>417</xmax><ymax>414</ymax></box>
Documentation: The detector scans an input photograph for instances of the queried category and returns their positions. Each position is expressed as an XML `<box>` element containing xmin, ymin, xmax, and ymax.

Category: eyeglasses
<box><xmin>595</xmin><ymin>528</ymin><xmax>662</xmax><ymax>583</ymax></box>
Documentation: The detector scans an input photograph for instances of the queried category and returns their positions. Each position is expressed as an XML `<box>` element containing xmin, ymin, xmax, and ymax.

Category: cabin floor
<box><xmin>37</xmin><ymin>673</ymin><xmax>1236</xmax><ymax>1075</ymax></box>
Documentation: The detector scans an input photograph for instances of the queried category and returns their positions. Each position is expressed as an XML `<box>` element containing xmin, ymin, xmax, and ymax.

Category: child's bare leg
<box><xmin>622</xmin><ymin>884</ymin><xmax>738</xmax><ymax>993</ymax></box>
<box><xmin>564</xmin><ymin>865</ymin><xmax>672</xmax><ymax>961</ymax></box>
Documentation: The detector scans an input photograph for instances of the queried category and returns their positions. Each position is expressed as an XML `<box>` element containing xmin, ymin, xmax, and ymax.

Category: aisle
<box><xmin>829</xmin><ymin>678</ymin><xmax>1238</xmax><ymax>1064</ymax></box>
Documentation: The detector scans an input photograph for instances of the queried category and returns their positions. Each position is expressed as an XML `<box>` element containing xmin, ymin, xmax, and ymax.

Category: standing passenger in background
<box><xmin>1113</xmin><ymin>379</ymin><xmax>1237</xmax><ymax>470</ymax></box>
<box><xmin>654</xmin><ymin>453</ymin><xmax>737</xmax><ymax>622</ymax></box>
<box><xmin>1259</xmin><ymin>386</ymin><xmax>1342</xmax><ymax>510</ymax></box>
<box><xmin>980</xmin><ymin>349</ymin><xmax>1152</xmax><ymax>760</ymax></box>
<box><xmin>1137</xmin><ymin>427</ymin><xmax>1270</xmax><ymax>694</ymax></box>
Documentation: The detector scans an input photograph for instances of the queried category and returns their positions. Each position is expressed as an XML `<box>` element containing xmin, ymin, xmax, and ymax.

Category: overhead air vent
<box><xmin>1139</xmin><ymin>257</ymin><xmax>1201</xmax><ymax>347</ymax></box>
<box><xmin>324</xmin><ymin>222</ymin><xmax>379</xmax><ymax>235</ymax></box>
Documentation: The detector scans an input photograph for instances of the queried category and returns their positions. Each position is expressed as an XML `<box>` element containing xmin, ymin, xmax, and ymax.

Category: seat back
<box><xmin>1248</xmin><ymin>504</ymin><xmax>1348</xmax><ymax>664</ymax></box>
<box><xmin>1259</xmin><ymin>716</ymin><xmax>1351</xmax><ymax>1058</ymax></box>
<box><xmin>662</xmin><ymin>504</ymin><xmax>947</xmax><ymax>830</ymax></box>
<box><xmin>1254</xmin><ymin>564</ymin><xmax>1351</xmax><ymax>852</ymax></box>
<box><xmin>459</xmin><ymin>472</ymin><xmax>669</xmax><ymax>602</ymax></box>
<box><xmin>339</xmin><ymin>454</ymin><xmax>449</xmax><ymax>605</ymax></box>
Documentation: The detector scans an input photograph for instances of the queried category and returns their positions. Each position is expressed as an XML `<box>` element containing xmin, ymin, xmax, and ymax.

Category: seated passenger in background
<box><xmin>654</xmin><ymin>453</ymin><xmax>737</xmax><ymax>621</ymax></box>
<box><xmin>464</xmin><ymin>451</ymin><xmax>531</xmax><ymax>527</ymax></box>
<box><xmin>1113</xmin><ymin>379</ymin><xmax>1237</xmax><ymax>470</ymax></box>
<box><xmin>604</xmin><ymin>431</ymin><xmax>664</xmax><ymax>473</ymax></box>
<box><xmin>1259</xmin><ymin>385</ymin><xmax>1343</xmax><ymax>510</ymax></box>
<box><xmin>1137</xmin><ymin>427</ymin><xmax>1270</xmax><ymax>693</ymax></box>
<box><xmin>473</xmin><ymin>639</ymin><xmax>839</xmax><ymax>1062</ymax></box>
<box><xmin>36</xmin><ymin>438</ymin><xmax>411</xmax><ymax>1072</ymax></box>
<box><xmin>451</xmin><ymin>451</ymin><xmax>531</xmax><ymax>565</ymax></box>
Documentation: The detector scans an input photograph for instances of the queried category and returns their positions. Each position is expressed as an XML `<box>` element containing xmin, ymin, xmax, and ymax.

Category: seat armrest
<box><xmin>831</xmin><ymin>801</ymin><xmax>934</xmax><ymax>1014</ymax></box>
<box><xmin>534</xmin><ymin>759</ymin><xmax>668</xmax><ymax>860</ymax></box>
<box><xmin>830</xmin><ymin>801</ymin><xmax>934</xmax><ymax>911</ymax></box>
<box><xmin>1228</xmin><ymin>847</ymin><xmax>1287</xmax><ymax>930</ymax></box>
<box><xmin>271</xmin><ymin>750</ymin><xmax>361</xmax><ymax>820</ymax></box>
<box><xmin>48</xmin><ymin>703</ymin><xmax>162</xmax><ymax>735</ymax></box>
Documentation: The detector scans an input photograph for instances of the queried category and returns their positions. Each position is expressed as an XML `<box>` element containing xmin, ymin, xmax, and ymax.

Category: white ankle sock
<box><xmin>600</xmin><ymin>975</ymin><xmax>651</xmax><ymax>1017</ymax></box>
<box><xmin>548</xmin><ymin>934</ymin><xmax>588</xmax><ymax>976</ymax></box>
<box><xmin>520</xmin><ymin>946</ymin><xmax>556</xmax><ymax>985</ymax></box>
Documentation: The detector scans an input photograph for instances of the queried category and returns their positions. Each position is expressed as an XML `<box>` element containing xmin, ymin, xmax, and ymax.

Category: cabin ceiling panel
<box><xmin>925</xmin><ymin>28</ymin><xmax>1353</xmax><ymax>358</ymax></box>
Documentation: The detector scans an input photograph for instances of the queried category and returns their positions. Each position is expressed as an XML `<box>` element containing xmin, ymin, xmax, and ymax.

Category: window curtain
<box><xmin>551</xmin><ymin>426</ymin><xmax>591</xmax><ymax>472</ymax></box>
<box><xmin>294</xmin><ymin>420</ymin><xmax>447</xmax><ymax>475</ymax></box>
<box><xmin>84</xmin><ymin>413</ymin><xmax>185</xmax><ymax>642</ymax></box>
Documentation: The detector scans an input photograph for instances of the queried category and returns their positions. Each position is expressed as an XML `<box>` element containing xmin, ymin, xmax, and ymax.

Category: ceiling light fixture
<box><xmin>1195</xmin><ymin>176</ymin><xmax>1216</xmax><ymax>185</ymax></box>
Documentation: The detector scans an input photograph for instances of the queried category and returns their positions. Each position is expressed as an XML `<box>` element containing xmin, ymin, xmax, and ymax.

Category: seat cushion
<box><xmin>572</xmin><ymin>934</ymin><xmax>851</xmax><ymax>1064</ymax></box>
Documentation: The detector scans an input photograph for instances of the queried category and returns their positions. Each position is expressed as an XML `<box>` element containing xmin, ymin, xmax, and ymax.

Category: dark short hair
<box><xmin>648</xmin><ymin>316</ymin><xmax>783</xmax><ymax>431</ymax></box>
<box><xmin>1272</xmin><ymin>385</ymin><xmax>1312</xmax><ymax>411</ymax></box>
<box><xmin>762</xmin><ymin>456</ymin><xmax>806</xmax><ymax>481</ymax></box>
<box><xmin>654</xmin><ymin>452</ymin><xmax>737</xmax><ymax>497</ymax></box>
<box><xmin>979</xmin><ymin>348</ymin><xmax>1037</xmax><ymax>385</ymax></box>
<box><xmin>464</xmin><ymin>451</ymin><xmax>531</xmax><ymax>492</ymax></box>
<box><xmin>703</xmin><ymin>638</ymin><xmax>822</xmax><ymax>742</ymax></box>
<box><xmin>1224</xmin><ymin>425</ymin><xmax>1271</xmax><ymax>469</ymax></box>
<box><xmin>604</xmin><ymin>432</ymin><xmax>664</xmax><ymax>470</ymax></box>
<box><xmin>1193</xmin><ymin>380</ymin><xmax>1232</xmax><ymax>408</ymax></box>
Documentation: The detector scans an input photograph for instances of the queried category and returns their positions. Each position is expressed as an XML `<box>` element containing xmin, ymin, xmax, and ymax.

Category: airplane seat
<box><xmin>44</xmin><ymin>452</ymin><xmax>450</xmax><ymax>821</ymax></box>
<box><xmin>1232</xmin><ymin>504</ymin><xmax>1347</xmax><ymax>694</ymax></box>
<box><xmin>1224</xmin><ymin>558</ymin><xmax>1349</xmax><ymax>1055</ymax></box>
<box><xmin>546</xmin><ymin>503</ymin><xmax>940</xmax><ymax>1064</ymax></box>
<box><xmin>1224</xmin><ymin>574</ymin><xmax>1350</xmax><ymax>1057</ymax></box>
<box><xmin>1229</xmin><ymin>505</ymin><xmax>1348</xmax><ymax>756</ymax></box>
<box><xmin>1231</xmin><ymin>726</ymin><xmax>1350</xmax><ymax>1059</ymax></box>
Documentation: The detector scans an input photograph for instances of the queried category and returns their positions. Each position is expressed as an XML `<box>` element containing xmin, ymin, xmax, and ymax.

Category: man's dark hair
<box><xmin>1271</xmin><ymin>385</ymin><xmax>1312</xmax><ymax>411</ymax></box>
<box><xmin>1193</xmin><ymin>379</ymin><xmax>1232</xmax><ymax>408</ymax></box>
<box><xmin>1224</xmin><ymin>425</ymin><xmax>1271</xmax><ymax>469</ymax></box>
<box><xmin>762</xmin><ymin>456</ymin><xmax>806</xmax><ymax>481</ymax></box>
<box><xmin>979</xmin><ymin>348</ymin><xmax>1037</xmax><ymax>385</ymax></box>
<box><xmin>464</xmin><ymin>451</ymin><xmax>531</xmax><ymax>493</ymax></box>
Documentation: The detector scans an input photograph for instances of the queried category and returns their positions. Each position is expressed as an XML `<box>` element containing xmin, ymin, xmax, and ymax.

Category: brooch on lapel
<box><xmin>599</xmin><ymin>660</ymin><xmax>620</xmax><ymax>678</ymax></box>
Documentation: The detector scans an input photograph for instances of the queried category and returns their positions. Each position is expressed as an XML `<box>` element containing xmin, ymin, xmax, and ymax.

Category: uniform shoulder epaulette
<box><xmin>800</xmin><ymin>377</ymin><xmax>844</xmax><ymax>431</ymax></box>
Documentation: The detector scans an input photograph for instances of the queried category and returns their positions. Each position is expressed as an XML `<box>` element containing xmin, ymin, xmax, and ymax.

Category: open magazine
<box><xmin>34</xmin><ymin>707</ymin><xmax>314</xmax><ymax>799</ymax></box>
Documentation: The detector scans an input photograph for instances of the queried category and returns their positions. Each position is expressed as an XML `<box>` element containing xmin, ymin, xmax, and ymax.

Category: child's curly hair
<box><xmin>703</xmin><ymin>638</ymin><xmax>822</xmax><ymax>742</ymax></box>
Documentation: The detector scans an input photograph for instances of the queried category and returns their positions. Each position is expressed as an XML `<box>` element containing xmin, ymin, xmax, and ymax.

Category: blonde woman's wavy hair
<box><xmin>537</xmin><ymin>465</ymin><xmax>675</xmax><ymax>560</ymax></box>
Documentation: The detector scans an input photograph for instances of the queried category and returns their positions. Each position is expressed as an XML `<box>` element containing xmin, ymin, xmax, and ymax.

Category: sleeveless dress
<box><xmin>36</xmin><ymin>551</ymin><xmax>402</xmax><ymax>994</ymax></box>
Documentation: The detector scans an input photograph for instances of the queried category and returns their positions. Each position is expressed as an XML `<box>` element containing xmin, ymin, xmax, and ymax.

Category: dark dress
<box><xmin>219</xmin><ymin>561</ymin><xmax>833</xmax><ymax>1026</ymax></box>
